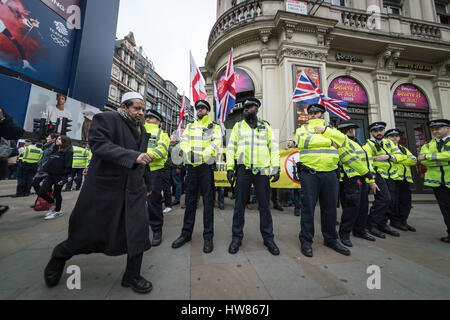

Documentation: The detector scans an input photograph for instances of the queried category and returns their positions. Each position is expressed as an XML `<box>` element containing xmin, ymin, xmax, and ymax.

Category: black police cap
<box><xmin>428</xmin><ymin>119</ymin><xmax>450</xmax><ymax>128</ymax></box>
<box><xmin>145</xmin><ymin>109</ymin><xmax>164</xmax><ymax>122</ymax></box>
<box><xmin>338</xmin><ymin>121</ymin><xmax>359</xmax><ymax>131</ymax></box>
<box><xmin>385</xmin><ymin>129</ymin><xmax>402</xmax><ymax>137</ymax></box>
<box><xmin>307</xmin><ymin>104</ymin><xmax>326</xmax><ymax>114</ymax></box>
<box><xmin>243</xmin><ymin>98</ymin><xmax>261</xmax><ymax>109</ymax></box>
<box><xmin>195</xmin><ymin>100</ymin><xmax>211</xmax><ymax>112</ymax></box>
<box><xmin>369</xmin><ymin>122</ymin><xmax>387</xmax><ymax>132</ymax></box>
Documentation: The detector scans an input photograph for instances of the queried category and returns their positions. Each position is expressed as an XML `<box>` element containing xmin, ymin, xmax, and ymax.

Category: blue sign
<box><xmin>0</xmin><ymin>0</ymin><xmax>77</xmax><ymax>91</ymax></box>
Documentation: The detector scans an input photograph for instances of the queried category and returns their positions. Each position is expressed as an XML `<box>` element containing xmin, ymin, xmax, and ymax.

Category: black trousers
<box><xmin>339</xmin><ymin>177</ymin><xmax>369</xmax><ymax>239</ymax></box>
<box><xmin>16</xmin><ymin>163</ymin><xmax>37</xmax><ymax>196</ymax></box>
<box><xmin>38</xmin><ymin>175</ymin><xmax>64</xmax><ymax>211</ymax></box>
<box><xmin>50</xmin><ymin>241</ymin><xmax>143</xmax><ymax>279</ymax></box>
<box><xmin>32</xmin><ymin>174</ymin><xmax>46</xmax><ymax>194</ymax></box>
<box><xmin>148</xmin><ymin>170</ymin><xmax>163</xmax><ymax>233</ymax></box>
<box><xmin>65</xmin><ymin>168</ymin><xmax>84</xmax><ymax>191</ymax></box>
<box><xmin>391</xmin><ymin>180</ymin><xmax>413</xmax><ymax>225</ymax></box>
<box><xmin>232</xmin><ymin>167</ymin><xmax>274</xmax><ymax>242</ymax></box>
<box><xmin>434</xmin><ymin>186</ymin><xmax>450</xmax><ymax>236</ymax></box>
<box><xmin>368</xmin><ymin>174</ymin><xmax>391</xmax><ymax>229</ymax></box>
<box><xmin>181</xmin><ymin>164</ymin><xmax>215</xmax><ymax>240</ymax></box>
<box><xmin>386</xmin><ymin>178</ymin><xmax>398</xmax><ymax>222</ymax></box>
<box><xmin>161</xmin><ymin>168</ymin><xmax>172</xmax><ymax>208</ymax></box>
<box><xmin>299</xmin><ymin>171</ymin><xmax>339</xmax><ymax>246</ymax></box>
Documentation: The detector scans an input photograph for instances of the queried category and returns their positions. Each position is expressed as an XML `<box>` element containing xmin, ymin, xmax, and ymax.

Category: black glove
<box><xmin>227</xmin><ymin>170</ymin><xmax>236</xmax><ymax>186</ymax></box>
<box><xmin>270</xmin><ymin>168</ymin><xmax>280</xmax><ymax>183</ymax></box>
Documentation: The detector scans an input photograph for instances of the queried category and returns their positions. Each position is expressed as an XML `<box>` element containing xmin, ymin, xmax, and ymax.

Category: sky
<box><xmin>116</xmin><ymin>0</ymin><xmax>216</xmax><ymax>98</ymax></box>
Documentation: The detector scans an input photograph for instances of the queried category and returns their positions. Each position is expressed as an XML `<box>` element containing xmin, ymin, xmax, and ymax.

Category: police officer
<box><xmin>172</xmin><ymin>100</ymin><xmax>222</xmax><ymax>253</ymax></box>
<box><xmin>145</xmin><ymin>109</ymin><xmax>170</xmax><ymax>247</ymax></box>
<box><xmin>363</xmin><ymin>122</ymin><xmax>406</xmax><ymax>239</ymax></box>
<box><xmin>337</xmin><ymin>121</ymin><xmax>378</xmax><ymax>247</ymax></box>
<box><xmin>65</xmin><ymin>143</ymin><xmax>89</xmax><ymax>192</ymax></box>
<box><xmin>296</xmin><ymin>104</ymin><xmax>351</xmax><ymax>257</ymax></box>
<box><xmin>418</xmin><ymin>119</ymin><xmax>450</xmax><ymax>243</ymax></box>
<box><xmin>385</xmin><ymin>129</ymin><xmax>417</xmax><ymax>232</ymax></box>
<box><xmin>226</xmin><ymin>98</ymin><xmax>280</xmax><ymax>256</ymax></box>
<box><xmin>15</xmin><ymin>139</ymin><xmax>42</xmax><ymax>197</ymax></box>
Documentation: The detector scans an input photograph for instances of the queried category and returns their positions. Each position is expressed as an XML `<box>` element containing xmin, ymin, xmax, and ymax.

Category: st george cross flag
<box><xmin>292</xmin><ymin>71</ymin><xmax>350</xmax><ymax>120</ymax></box>
<box><xmin>190</xmin><ymin>51</ymin><xmax>207</xmax><ymax>103</ymax></box>
<box><xmin>177</xmin><ymin>93</ymin><xmax>189</xmax><ymax>138</ymax></box>
<box><xmin>217</xmin><ymin>49</ymin><xmax>236</xmax><ymax>125</ymax></box>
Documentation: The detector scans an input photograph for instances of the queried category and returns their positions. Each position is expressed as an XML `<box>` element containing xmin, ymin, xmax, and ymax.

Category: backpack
<box><xmin>34</xmin><ymin>193</ymin><xmax>54</xmax><ymax>212</ymax></box>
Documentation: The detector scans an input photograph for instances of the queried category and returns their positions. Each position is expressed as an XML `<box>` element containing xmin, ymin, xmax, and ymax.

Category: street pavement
<box><xmin>0</xmin><ymin>179</ymin><xmax>449</xmax><ymax>300</ymax></box>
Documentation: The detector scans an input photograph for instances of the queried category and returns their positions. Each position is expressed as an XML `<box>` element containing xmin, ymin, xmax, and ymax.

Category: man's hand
<box><xmin>418</xmin><ymin>154</ymin><xmax>426</xmax><ymax>162</ymax></box>
<box><xmin>369</xmin><ymin>183</ymin><xmax>380</xmax><ymax>195</ymax></box>
<box><xmin>374</xmin><ymin>155</ymin><xmax>390</xmax><ymax>162</ymax></box>
<box><xmin>227</xmin><ymin>170</ymin><xmax>236</xmax><ymax>186</ymax></box>
<box><xmin>136</xmin><ymin>153</ymin><xmax>152</xmax><ymax>165</ymax></box>
<box><xmin>82</xmin><ymin>169</ymin><xmax>88</xmax><ymax>176</ymax></box>
<box><xmin>176</xmin><ymin>168</ymin><xmax>182</xmax><ymax>174</ymax></box>
<box><xmin>270</xmin><ymin>168</ymin><xmax>280</xmax><ymax>183</ymax></box>
<box><xmin>314</xmin><ymin>126</ymin><xmax>326</xmax><ymax>134</ymax></box>
<box><xmin>147</xmin><ymin>191</ymin><xmax>152</xmax><ymax>196</ymax></box>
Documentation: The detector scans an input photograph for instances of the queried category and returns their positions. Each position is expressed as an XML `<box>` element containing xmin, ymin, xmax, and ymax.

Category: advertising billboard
<box><xmin>0</xmin><ymin>0</ymin><xmax>78</xmax><ymax>91</ymax></box>
<box><xmin>217</xmin><ymin>68</ymin><xmax>255</xmax><ymax>102</ymax></box>
<box><xmin>327</xmin><ymin>77</ymin><xmax>368</xmax><ymax>105</ymax></box>
<box><xmin>393</xmin><ymin>84</ymin><xmax>429</xmax><ymax>109</ymax></box>
<box><xmin>24</xmin><ymin>84</ymin><xmax>101</xmax><ymax>141</ymax></box>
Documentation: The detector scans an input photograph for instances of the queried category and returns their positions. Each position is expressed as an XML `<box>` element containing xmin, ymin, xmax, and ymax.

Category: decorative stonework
<box><xmin>279</xmin><ymin>48</ymin><xmax>328</xmax><ymax>61</ymax></box>
<box><xmin>259</xmin><ymin>28</ymin><xmax>272</xmax><ymax>44</ymax></box>
<box><xmin>377</xmin><ymin>46</ymin><xmax>405</xmax><ymax>70</ymax></box>
<box><xmin>284</xmin><ymin>22</ymin><xmax>297</xmax><ymax>39</ymax></box>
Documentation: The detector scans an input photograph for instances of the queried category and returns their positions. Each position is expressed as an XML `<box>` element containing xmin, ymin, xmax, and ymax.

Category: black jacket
<box><xmin>43</xmin><ymin>149</ymin><xmax>72</xmax><ymax>176</ymax></box>
<box><xmin>0</xmin><ymin>112</ymin><xmax>24</xmax><ymax>140</ymax></box>
<box><xmin>65</xmin><ymin>111</ymin><xmax>151</xmax><ymax>257</ymax></box>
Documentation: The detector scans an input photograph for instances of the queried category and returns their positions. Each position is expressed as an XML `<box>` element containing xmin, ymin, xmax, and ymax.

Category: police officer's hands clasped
<box><xmin>227</xmin><ymin>170</ymin><xmax>236</xmax><ymax>186</ymax></box>
<box><xmin>314</xmin><ymin>126</ymin><xmax>326</xmax><ymax>134</ymax></box>
<box><xmin>136</xmin><ymin>153</ymin><xmax>152</xmax><ymax>165</ymax></box>
<box><xmin>374</xmin><ymin>154</ymin><xmax>390</xmax><ymax>162</ymax></box>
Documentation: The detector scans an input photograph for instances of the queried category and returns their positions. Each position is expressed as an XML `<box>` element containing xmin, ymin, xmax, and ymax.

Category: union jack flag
<box><xmin>292</xmin><ymin>71</ymin><xmax>350</xmax><ymax>120</ymax></box>
<box><xmin>217</xmin><ymin>49</ymin><xmax>236</xmax><ymax>125</ymax></box>
<box><xmin>177</xmin><ymin>93</ymin><xmax>189</xmax><ymax>138</ymax></box>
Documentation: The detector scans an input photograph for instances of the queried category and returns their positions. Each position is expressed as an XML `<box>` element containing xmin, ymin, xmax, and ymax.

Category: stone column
<box><xmin>371</xmin><ymin>71</ymin><xmax>395</xmax><ymax>127</ymax></box>
<box><xmin>432</xmin><ymin>78</ymin><xmax>450</xmax><ymax>119</ymax></box>
<box><xmin>420</xmin><ymin>0</ymin><xmax>437</xmax><ymax>23</ymax></box>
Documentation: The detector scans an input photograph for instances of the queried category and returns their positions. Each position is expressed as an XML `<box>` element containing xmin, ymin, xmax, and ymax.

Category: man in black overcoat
<box><xmin>43</xmin><ymin>92</ymin><xmax>154</xmax><ymax>294</ymax></box>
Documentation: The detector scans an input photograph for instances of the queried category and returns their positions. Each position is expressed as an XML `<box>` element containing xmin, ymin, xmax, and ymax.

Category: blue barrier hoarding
<box><xmin>0</xmin><ymin>0</ymin><xmax>77</xmax><ymax>91</ymax></box>
<box><xmin>0</xmin><ymin>73</ymin><xmax>31</xmax><ymax>127</ymax></box>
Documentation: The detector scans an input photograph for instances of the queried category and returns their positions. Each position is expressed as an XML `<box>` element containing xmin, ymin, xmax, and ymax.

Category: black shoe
<box><xmin>44</xmin><ymin>258</ymin><xmax>66</xmax><ymax>288</ymax></box>
<box><xmin>219</xmin><ymin>205</ymin><xmax>224</xmax><ymax>210</ymax></box>
<box><xmin>121</xmin><ymin>275</ymin><xmax>153</xmax><ymax>294</ymax></box>
<box><xmin>273</xmin><ymin>204</ymin><xmax>284</xmax><ymax>212</ymax></box>
<box><xmin>152</xmin><ymin>231</ymin><xmax>162</xmax><ymax>247</ymax></box>
<box><xmin>441</xmin><ymin>236</ymin><xmax>450</xmax><ymax>244</ymax></box>
<box><xmin>390</xmin><ymin>222</ymin><xmax>408</xmax><ymax>231</ymax></box>
<box><xmin>264</xmin><ymin>241</ymin><xmax>280</xmax><ymax>256</ymax></box>
<box><xmin>406</xmin><ymin>224</ymin><xmax>416</xmax><ymax>232</ymax></box>
<box><xmin>0</xmin><ymin>206</ymin><xmax>9</xmax><ymax>217</ymax></box>
<box><xmin>172</xmin><ymin>200</ymin><xmax>180</xmax><ymax>206</ymax></box>
<box><xmin>368</xmin><ymin>227</ymin><xmax>386</xmax><ymax>239</ymax></box>
<box><xmin>294</xmin><ymin>210</ymin><xmax>300</xmax><ymax>217</ymax></box>
<box><xmin>340</xmin><ymin>238</ymin><xmax>353</xmax><ymax>247</ymax></box>
<box><xmin>172</xmin><ymin>235</ymin><xmax>191</xmax><ymax>249</ymax></box>
<box><xmin>203</xmin><ymin>239</ymin><xmax>213</xmax><ymax>254</ymax></box>
<box><xmin>353</xmin><ymin>231</ymin><xmax>376</xmax><ymax>242</ymax></box>
<box><xmin>324</xmin><ymin>241</ymin><xmax>351</xmax><ymax>256</ymax></box>
<box><xmin>301</xmin><ymin>243</ymin><xmax>313</xmax><ymax>258</ymax></box>
<box><xmin>379</xmin><ymin>225</ymin><xmax>400</xmax><ymax>237</ymax></box>
<box><xmin>228</xmin><ymin>240</ymin><xmax>241</xmax><ymax>254</ymax></box>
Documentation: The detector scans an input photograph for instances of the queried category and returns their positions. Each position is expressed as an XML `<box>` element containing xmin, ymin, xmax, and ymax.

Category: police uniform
<box><xmin>226</xmin><ymin>98</ymin><xmax>280</xmax><ymax>256</ymax></box>
<box><xmin>337</xmin><ymin>121</ymin><xmax>376</xmax><ymax>246</ymax></box>
<box><xmin>419</xmin><ymin>119</ymin><xmax>450</xmax><ymax>243</ymax></box>
<box><xmin>385</xmin><ymin>129</ymin><xmax>417</xmax><ymax>232</ymax></box>
<box><xmin>65</xmin><ymin>146</ymin><xmax>89</xmax><ymax>191</ymax></box>
<box><xmin>16</xmin><ymin>143</ymin><xmax>42</xmax><ymax>197</ymax></box>
<box><xmin>144</xmin><ymin>110</ymin><xmax>170</xmax><ymax>246</ymax></box>
<box><xmin>363</xmin><ymin>122</ymin><xmax>407</xmax><ymax>238</ymax></box>
<box><xmin>172</xmin><ymin>100</ymin><xmax>222</xmax><ymax>253</ymax></box>
<box><xmin>295</xmin><ymin>104</ymin><xmax>351</xmax><ymax>257</ymax></box>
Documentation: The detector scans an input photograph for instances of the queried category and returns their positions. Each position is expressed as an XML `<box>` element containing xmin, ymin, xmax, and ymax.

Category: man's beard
<box><xmin>244</xmin><ymin>112</ymin><xmax>257</xmax><ymax>122</ymax></box>
<box><xmin>197</xmin><ymin>113</ymin><xmax>205</xmax><ymax>120</ymax></box>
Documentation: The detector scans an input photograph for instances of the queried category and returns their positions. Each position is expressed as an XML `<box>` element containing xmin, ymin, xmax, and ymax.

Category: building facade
<box><xmin>108</xmin><ymin>32</ymin><xmax>193</xmax><ymax>135</ymax></box>
<box><xmin>204</xmin><ymin>0</ymin><xmax>450</xmax><ymax>193</ymax></box>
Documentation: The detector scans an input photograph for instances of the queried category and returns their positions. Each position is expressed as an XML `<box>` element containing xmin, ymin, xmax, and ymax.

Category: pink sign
<box><xmin>217</xmin><ymin>69</ymin><xmax>254</xmax><ymax>101</ymax></box>
<box><xmin>328</xmin><ymin>77</ymin><xmax>368</xmax><ymax>104</ymax></box>
<box><xmin>393</xmin><ymin>84</ymin><xmax>429</xmax><ymax>109</ymax></box>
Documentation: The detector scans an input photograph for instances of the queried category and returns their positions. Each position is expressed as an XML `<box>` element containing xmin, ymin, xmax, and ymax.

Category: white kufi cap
<box><xmin>121</xmin><ymin>92</ymin><xmax>144</xmax><ymax>104</ymax></box>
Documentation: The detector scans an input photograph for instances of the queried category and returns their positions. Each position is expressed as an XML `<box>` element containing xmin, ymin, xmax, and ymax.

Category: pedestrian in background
<box><xmin>32</xmin><ymin>133</ymin><xmax>59</xmax><ymax>195</ymax></box>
